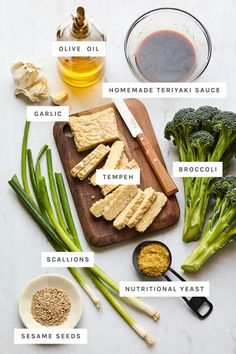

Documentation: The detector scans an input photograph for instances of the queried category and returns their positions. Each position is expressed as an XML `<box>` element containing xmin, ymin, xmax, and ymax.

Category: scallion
<box><xmin>8</xmin><ymin>120</ymin><xmax>158</xmax><ymax>345</ymax></box>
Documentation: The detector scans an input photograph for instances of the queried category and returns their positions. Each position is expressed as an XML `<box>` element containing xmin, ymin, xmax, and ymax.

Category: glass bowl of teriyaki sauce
<box><xmin>124</xmin><ymin>8</ymin><xmax>212</xmax><ymax>82</ymax></box>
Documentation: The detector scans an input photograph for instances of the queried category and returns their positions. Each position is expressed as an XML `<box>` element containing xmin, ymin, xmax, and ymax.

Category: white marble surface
<box><xmin>1</xmin><ymin>0</ymin><xmax>236</xmax><ymax>353</ymax></box>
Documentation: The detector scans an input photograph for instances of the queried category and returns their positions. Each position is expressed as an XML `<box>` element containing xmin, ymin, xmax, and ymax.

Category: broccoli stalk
<box><xmin>182</xmin><ymin>131</ymin><xmax>215</xmax><ymax>241</ymax></box>
<box><xmin>182</xmin><ymin>177</ymin><xmax>212</xmax><ymax>242</ymax></box>
<box><xmin>182</xmin><ymin>177</ymin><xmax>236</xmax><ymax>272</ymax></box>
<box><xmin>164</xmin><ymin>106</ymin><xmax>236</xmax><ymax>243</ymax></box>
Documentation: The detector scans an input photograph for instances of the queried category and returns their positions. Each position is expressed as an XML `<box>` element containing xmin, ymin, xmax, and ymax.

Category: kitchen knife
<box><xmin>113</xmin><ymin>98</ymin><xmax>178</xmax><ymax>196</ymax></box>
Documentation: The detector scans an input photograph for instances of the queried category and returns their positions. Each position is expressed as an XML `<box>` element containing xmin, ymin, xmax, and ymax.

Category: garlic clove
<box><xmin>28</xmin><ymin>77</ymin><xmax>48</xmax><ymax>96</ymax></box>
<box><xmin>50</xmin><ymin>90</ymin><xmax>68</xmax><ymax>105</ymax></box>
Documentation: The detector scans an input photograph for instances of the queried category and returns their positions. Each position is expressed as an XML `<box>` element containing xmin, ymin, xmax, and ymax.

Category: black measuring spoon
<box><xmin>132</xmin><ymin>241</ymin><xmax>213</xmax><ymax>319</ymax></box>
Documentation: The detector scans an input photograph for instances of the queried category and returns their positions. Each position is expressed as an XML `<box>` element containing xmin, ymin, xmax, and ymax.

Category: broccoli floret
<box><xmin>182</xmin><ymin>177</ymin><xmax>236</xmax><ymax>272</ymax></box>
<box><xmin>195</xmin><ymin>105</ymin><xmax>219</xmax><ymax>119</ymax></box>
<box><xmin>226</xmin><ymin>187</ymin><xmax>236</xmax><ymax>204</ymax></box>
<box><xmin>213</xmin><ymin>111</ymin><xmax>236</xmax><ymax>133</ymax></box>
<box><xmin>164</xmin><ymin>106</ymin><xmax>236</xmax><ymax>243</ymax></box>
<box><xmin>173</xmin><ymin>109</ymin><xmax>200</xmax><ymax>138</ymax></box>
<box><xmin>164</xmin><ymin>108</ymin><xmax>201</xmax><ymax>162</ymax></box>
<box><xmin>173</xmin><ymin>108</ymin><xmax>195</xmax><ymax>121</ymax></box>
<box><xmin>190</xmin><ymin>131</ymin><xmax>215</xmax><ymax>161</ymax></box>
<box><xmin>190</xmin><ymin>131</ymin><xmax>215</xmax><ymax>149</ymax></box>
<box><xmin>210</xmin><ymin>176</ymin><xmax>236</xmax><ymax>225</ymax></box>
<box><xmin>212</xmin><ymin>176</ymin><xmax>236</xmax><ymax>198</ymax></box>
<box><xmin>211</xmin><ymin>111</ymin><xmax>236</xmax><ymax>161</ymax></box>
<box><xmin>164</xmin><ymin>120</ymin><xmax>177</xmax><ymax>142</ymax></box>
<box><xmin>195</xmin><ymin>106</ymin><xmax>220</xmax><ymax>133</ymax></box>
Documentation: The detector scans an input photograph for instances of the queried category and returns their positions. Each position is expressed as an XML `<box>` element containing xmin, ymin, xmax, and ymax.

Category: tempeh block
<box><xmin>69</xmin><ymin>107</ymin><xmax>119</xmax><ymax>152</ymax></box>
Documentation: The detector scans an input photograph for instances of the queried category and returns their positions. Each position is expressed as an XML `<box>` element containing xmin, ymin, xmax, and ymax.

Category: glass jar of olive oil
<box><xmin>56</xmin><ymin>6</ymin><xmax>106</xmax><ymax>88</ymax></box>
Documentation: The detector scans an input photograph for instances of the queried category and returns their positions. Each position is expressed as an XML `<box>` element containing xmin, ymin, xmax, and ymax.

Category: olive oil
<box><xmin>57</xmin><ymin>56</ymin><xmax>104</xmax><ymax>87</ymax></box>
<box><xmin>57</xmin><ymin>7</ymin><xmax>105</xmax><ymax>88</ymax></box>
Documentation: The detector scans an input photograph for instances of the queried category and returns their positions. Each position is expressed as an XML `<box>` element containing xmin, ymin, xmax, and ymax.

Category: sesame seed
<box><xmin>31</xmin><ymin>287</ymin><xmax>71</xmax><ymax>326</ymax></box>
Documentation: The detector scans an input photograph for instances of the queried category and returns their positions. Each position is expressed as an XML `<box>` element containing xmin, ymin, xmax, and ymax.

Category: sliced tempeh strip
<box><xmin>119</xmin><ymin>151</ymin><xmax>129</xmax><ymax>167</ymax></box>
<box><xmin>135</xmin><ymin>192</ymin><xmax>168</xmax><ymax>232</ymax></box>
<box><xmin>103</xmin><ymin>185</ymin><xmax>138</xmax><ymax>221</ymax></box>
<box><xmin>70</xmin><ymin>144</ymin><xmax>110</xmax><ymax>180</ymax></box>
<box><xmin>89</xmin><ymin>171</ymin><xmax>98</xmax><ymax>186</ymax></box>
<box><xmin>90</xmin><ymin>151</ymin><xmax>129</xmax><ymax>186</ymax></box>
<box><xmin>101</xmin><ymin>141</ymin><xmax>125</xmax><ymax>169</ymax></box>
<box><xmin>113</xmin><ymin>189</ymin><xmax>144</xmax><ymax>230</ymax></box>
<box><xmin>101</xmin><ymin>159</ymin><xmax>140</xmax><ymax>196</ymax></box>
<box><xmin>127</xmin><ymin>187</ymin><xmax>157</xmax><ymax>228</ymax></box>
<box><xmin>90</xmin><ymin>185</ymin><xmax>132</xmax><ymax>218</ymax></box>
<box><xmin>89</xmin><ymin>141</ymin><xmax>125</xmax><ymax>186</ymax></box>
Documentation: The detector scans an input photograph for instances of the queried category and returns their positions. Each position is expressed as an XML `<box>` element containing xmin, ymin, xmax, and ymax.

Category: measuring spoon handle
<box><xmin>164</xmin><ymin>268</ymin><xmax>213</xmax><ymax>319</ymax></box>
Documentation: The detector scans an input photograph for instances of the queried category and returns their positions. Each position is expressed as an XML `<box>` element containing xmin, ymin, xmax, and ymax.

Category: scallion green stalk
<box><xmin>35</xmin><ymin>144</ymin><xmax>48</xmax><ymax>186</ymax></box>
<box><xmin>27</xmin><ymin>149</ymin><xmax>38</xmax><ymax>199</ymax></box>
<box><xmin>9</xmin><ymin>175</ymin><xmax>67</xmax><ymax>250</ymax></box>
<box><xmin>46</xmin><ymin>149</ymin><xmax>68</xmax><ymax>233</ymax></box>
<box><xmin>55</xmin><ymin>173</ymin><xmax>81</xmax><ymax>248</ymax></box>
<box><xmin>21</xmin><ymin>122</ymin><xmax>33</xmax><ymax>200</ymax></box>
<box><xmin>27</xmin><ymin>149</ymin><xmax>45</xmax><ymax>212</ymax></box>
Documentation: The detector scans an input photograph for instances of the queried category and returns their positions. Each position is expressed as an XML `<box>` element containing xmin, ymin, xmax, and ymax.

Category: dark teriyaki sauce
<box><xmin>135</xmin><ymin>30</ymin><xmax>197</xmax><ymax>82</ymax></box>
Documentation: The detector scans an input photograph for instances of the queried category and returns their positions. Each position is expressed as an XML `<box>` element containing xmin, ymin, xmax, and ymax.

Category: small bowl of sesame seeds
<box><xmin>19</xmin><ymin>274</ymin><xmax>83</xmax><ymax>328</ymax></box>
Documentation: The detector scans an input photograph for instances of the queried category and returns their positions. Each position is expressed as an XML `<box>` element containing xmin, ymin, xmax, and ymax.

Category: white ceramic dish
<box><xmin>19</xmin><ymin>274</ymin><xmax>83</xmax><ymax>328</ymax></box>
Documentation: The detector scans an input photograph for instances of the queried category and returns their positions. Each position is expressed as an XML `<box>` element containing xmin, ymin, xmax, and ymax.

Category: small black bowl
<box><xmin>132</xmin><ymin>240</ymin><xmax>172</xmax><ymax>279</ymax></box>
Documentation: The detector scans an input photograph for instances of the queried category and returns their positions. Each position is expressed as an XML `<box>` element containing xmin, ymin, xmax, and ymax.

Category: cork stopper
<box><xmin>71</xmin><ymin>6</ymin><xmax>90</xmax><ymax>38</ymax></box>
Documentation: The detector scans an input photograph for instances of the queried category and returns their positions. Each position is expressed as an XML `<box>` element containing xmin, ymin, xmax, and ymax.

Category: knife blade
<box><xmin>113</xmin><ymin>98</ymin><xmax>178</xmax><ymax>196</ymax></box>
<box><xmin>113</xmin><ymin>98</ymin><xmax>142</xmax><ymax>137</ymax></box>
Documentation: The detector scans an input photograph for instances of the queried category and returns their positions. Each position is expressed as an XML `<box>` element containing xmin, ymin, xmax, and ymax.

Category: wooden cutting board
<box><xmin>53</xmin><ymin>99</ymin><xmax>180</xmax><ymax>247</ymax></box>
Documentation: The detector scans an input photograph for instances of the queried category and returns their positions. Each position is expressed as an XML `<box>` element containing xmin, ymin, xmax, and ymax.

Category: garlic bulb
<box><xmin>11</xmin><ymin>61</ymin><xmax>49</xmax><ymax>102</ymax></box>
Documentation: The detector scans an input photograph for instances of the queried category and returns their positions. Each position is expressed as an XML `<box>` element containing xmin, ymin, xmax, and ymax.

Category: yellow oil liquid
<box><xmin>57</xmin><ymin>56</ymin><xmax>105</xmax><ymax>88</ymax></box>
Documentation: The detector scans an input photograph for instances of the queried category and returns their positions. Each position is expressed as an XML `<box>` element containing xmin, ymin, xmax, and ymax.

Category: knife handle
<box><xmin>137</xmin><ymin>133</ymin><xmax>178</xmax><ymax>196</ymax></box>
